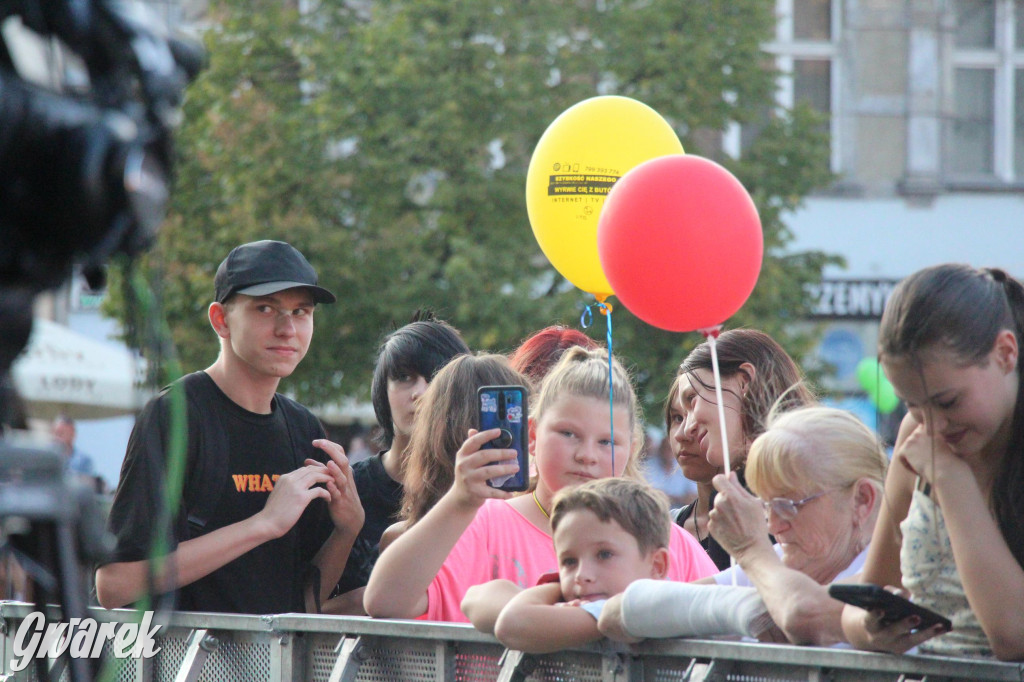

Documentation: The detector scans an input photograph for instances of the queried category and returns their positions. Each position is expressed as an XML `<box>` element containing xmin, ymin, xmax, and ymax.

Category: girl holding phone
<box><xmin>841</xmin><ymin>264</ymin><xmax>1024</xmax><ymax>660</ymax></box>
<box><xmin>324</xmin><ymin>313</ymin><xmax>469</xmax><ymax>614</ymax></box>
<box><xmin>364</xmin><ymin>347</ymin><xmax>717</xmax><ymax>622</ymax></box>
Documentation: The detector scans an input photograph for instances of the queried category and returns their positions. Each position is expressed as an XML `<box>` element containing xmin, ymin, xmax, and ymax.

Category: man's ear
<box><xmin>209</xmin><ymin>302</ymin><xmax>230</xmax><ymax>339</ymax></box>
<box><xmin>648</xmin><ymin>547</ymin><xmax>670</xmax><ymax>579</ymax></box>
<box><xmin>993</xmin><ymin>328</ymin><xmax>1018</xmax><ymax>375</ymax></box>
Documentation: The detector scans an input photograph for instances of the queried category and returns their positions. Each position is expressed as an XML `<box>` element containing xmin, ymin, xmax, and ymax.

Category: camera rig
<box><xmin>0</xmin><ymin>3</ymin><xmax>201</xmax><ymax>680</ymax></box>
<box><xmin>0</xmin><ymin>0</ymin><xmax>202</xmax><ymax>300</ymax></box>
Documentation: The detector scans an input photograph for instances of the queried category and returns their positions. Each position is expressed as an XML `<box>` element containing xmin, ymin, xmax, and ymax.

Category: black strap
<box><xmin>277</xmin><ymin>394</ymin><xmax>316</xmax><ymax>470</ymax></box>
<box><xmin>673</xmin><ymin>502</ymin><xmax>695</xmax><ymax>526</ymax></box>
<box><xmin>915</xmin><ymin>475</ymin><xmax>932</xmax><ymax>498</ymax></box>
<box><xmin>167</xmin><ymin>373</ymin><xmax>228</xmax><ymax>538</ymax></box>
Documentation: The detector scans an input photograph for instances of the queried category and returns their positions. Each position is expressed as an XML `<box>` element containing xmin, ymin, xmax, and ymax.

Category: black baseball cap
<box><xmin>214</xmin><ymin>240</ymin><xmax>336</xmax><ymax>304</ymax></box>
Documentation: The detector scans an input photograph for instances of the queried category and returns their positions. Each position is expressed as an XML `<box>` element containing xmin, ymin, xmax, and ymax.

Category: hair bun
<box><xmin>984</xmin><ymin>267</ymin><xmax>1008</xmax><ymax>284</ymax></box>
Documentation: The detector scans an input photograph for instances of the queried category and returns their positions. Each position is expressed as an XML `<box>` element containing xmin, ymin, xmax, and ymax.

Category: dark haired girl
<box><xmin>842</xmin><ymin>264</ymin><xmax>1024</xmax><ymax>660</ymax></box>
<box><xmin>324</xmin><ymin>312</ymin><xmax>468</xmax><ymax>613</ymax></box>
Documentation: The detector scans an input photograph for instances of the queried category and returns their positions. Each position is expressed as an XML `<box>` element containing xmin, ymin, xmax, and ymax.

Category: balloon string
<box><xmin>704</xmin><ymin>330</ymin><xmax>731</xmax><ymax>475</ymax></box>
<box><xmin>702</xmin><ymin>325</ymin><xmax>737</xmax><ymax>585</ymax></box>
<box><xmin>581</xmin><ymin>298</ymin><xmax>615</xmax><ymax>476</ymax></box>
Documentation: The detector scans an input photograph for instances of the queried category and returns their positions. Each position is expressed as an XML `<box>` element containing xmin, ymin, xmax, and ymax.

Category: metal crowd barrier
<box><xmin>0</xmin><ymin>601</ymin><xmax>1021</xmax><ymax>682</ymax></box>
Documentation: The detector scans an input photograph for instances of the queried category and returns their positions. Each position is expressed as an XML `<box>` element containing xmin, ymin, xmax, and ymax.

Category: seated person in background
<box><xmin>52</xmin><ymin>415</ymin><xmax>96</xmax><ymax>485</ymax></box>
<box><xmin>480</xmin><ymin>478</ymin><xmax>670</xmax><ymax>653</ymax></box>
<box><xmin>599</xmin><ymin>406</ymin><xmax>887</xmax><ymax>646</ymax></box>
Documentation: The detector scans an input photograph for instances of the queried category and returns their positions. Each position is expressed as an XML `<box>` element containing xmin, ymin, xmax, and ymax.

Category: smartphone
<box><xmin>828</xmin><ymin>584</ymin><xmax>952</xmax><ymax>632</ymax></box>
<box><xmin>477</xmin><ymin>385</ymin><xmax>529</xmax><ymax>492</ymax></box>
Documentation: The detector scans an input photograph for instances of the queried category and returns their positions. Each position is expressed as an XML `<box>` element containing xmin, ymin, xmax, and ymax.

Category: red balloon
<box><xmin>597</xmin><ymin>155</ymin><xmax>762</xmax><ymax>332</ymax></box>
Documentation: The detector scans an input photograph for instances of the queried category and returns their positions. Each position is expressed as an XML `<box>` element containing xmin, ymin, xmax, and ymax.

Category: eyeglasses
<box><xmin>761</xmin><ymin>490</ymin><xmax>831</xmax><ymax>522</ymax></box>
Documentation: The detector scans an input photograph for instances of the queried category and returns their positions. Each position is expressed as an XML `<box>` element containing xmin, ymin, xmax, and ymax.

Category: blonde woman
<box><xmin>600</xmin><ymin>406</ymin><xmax>887</xmax><ymax>646</ymax></box>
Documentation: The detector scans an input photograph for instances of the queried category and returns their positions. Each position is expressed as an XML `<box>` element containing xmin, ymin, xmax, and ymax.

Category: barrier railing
<box><xmin>0</xmin><ymin>601</ymin><xmax>1020</xmax><ymax>682</ymax></box>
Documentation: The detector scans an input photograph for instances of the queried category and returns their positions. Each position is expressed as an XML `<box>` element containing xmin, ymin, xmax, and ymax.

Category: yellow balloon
<box><xmin>526</xmin><ymin>96</ymin><xmax>684</xmax><ymax>298</ymax></box>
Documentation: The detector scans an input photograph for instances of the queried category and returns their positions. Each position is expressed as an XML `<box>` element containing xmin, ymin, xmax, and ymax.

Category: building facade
<box><xmin>764</xmin><ymin>1</ymin><xmax>1022</xmax><ymax>413</ymax></box>
<box><xmin>12</xmin><ymin>0</ymin><xmax>1020</xmax><ymax>448</ymax></box>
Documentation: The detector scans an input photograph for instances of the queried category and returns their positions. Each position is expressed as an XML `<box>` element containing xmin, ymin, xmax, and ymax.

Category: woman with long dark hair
<box><xmin>842</xmin><ymin>264</ymin><xmax>1024</xmax><ymax>660</ymax></box>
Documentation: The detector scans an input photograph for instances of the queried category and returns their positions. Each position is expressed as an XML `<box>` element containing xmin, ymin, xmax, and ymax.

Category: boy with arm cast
<box><xmin>473</xmin><ymin>478</ymin><xmax>670</xmax><ymax>653</ymax></box>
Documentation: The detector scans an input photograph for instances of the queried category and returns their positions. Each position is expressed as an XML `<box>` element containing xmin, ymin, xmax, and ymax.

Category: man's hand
<box><xmin>256</xmin><ymin>464</ymin><xmax>335</xmax><ymax>539</ymax></box>
<box><xmin>309</xmin><ymin>439</ymin><xmax>364</xmax><ymax>535</ymax></box>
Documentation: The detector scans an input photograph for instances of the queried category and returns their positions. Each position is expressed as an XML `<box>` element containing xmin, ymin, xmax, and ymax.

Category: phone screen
<box><xmin>479</xmin><ymin>386</ymin><xmax>528</xmax><ymax>492</ymax></box>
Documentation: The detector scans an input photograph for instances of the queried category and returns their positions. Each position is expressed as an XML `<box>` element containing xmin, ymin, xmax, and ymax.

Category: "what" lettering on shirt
<box><xmin>232</xmin><ymin>474</ymin><xmax>282</xmax><ymax>492</ymax></box>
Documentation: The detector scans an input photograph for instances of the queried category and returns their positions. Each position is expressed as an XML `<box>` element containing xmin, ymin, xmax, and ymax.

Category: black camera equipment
<box><xmin>0</xmin><ymin>3</ymin><xmax>202</xmax><ymax>680</ymax></box>
<box><xmin>0</xmin><ymin>0</ymin><xmax>202</xmax><ymax>299</ymax></box>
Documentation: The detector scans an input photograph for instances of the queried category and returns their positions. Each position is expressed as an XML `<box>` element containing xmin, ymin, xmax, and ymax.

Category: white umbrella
<box><xmin>10</xmin><ymin>319</ymin><xmax>149</xmax><ymax>420</ymax></box>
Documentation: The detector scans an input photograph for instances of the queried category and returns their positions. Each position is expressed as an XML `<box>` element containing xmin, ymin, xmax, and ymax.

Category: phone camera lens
<box><xmin>494</xmin><ymin>429</ymin><xmax>513</xmax><ymax>448</ymax></box>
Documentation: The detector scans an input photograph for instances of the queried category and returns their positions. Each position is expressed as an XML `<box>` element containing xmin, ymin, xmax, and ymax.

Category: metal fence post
<box><xmin>270</xmin><ymin>633</ymin><xmax>296</xmax><ymax>682</ymax></box>
<box><xmin>435</xmin><ymin>640</ymin><xmax>455</xmax><ymax>682</ymax></box>
<box><xmin>173</xmin><ymin>628</ymin><xmax>218</xmax><ymax>682</ymax></box>
<box><xmin>328</xmin><ymin>634</ymin><xmax>364</xmax><ymax>682</ymax></box>
<box><xmin>496</xmin><ymin>648</ymin><xmax>537</xmax><ymax>682</ymax></box>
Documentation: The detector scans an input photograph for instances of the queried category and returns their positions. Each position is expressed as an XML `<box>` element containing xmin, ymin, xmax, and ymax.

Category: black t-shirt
<box><xmin>103</xmin><ymin>371</ymin><xmax>331</xmax><ymax>614</ymax></box>
<box><xmin>332</xmin><ymin>452</ymin><xmax>403</xmax><ymax>595</ymax></box>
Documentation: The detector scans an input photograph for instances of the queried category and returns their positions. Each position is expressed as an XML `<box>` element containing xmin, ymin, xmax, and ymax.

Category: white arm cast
<box><xmin>621</xmin><ymin>580</ymin><xmax>773</xmax><ymax>639</ymax></box>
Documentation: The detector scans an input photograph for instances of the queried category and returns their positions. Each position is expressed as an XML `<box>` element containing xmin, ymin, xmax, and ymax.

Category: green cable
<box><xmin>96</xmin><ymin>259</ymin><xmax>186</xmax><ymax>682</ymax></box>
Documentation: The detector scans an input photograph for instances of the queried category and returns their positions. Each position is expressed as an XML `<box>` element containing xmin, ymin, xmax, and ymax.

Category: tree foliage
<box><xmin>113</xmin><ymin>0</ymin><xmax>838</xmax><ymax>417</ymax></box>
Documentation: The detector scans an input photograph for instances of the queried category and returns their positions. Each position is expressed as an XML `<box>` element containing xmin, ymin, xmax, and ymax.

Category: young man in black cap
<box><xmin>97</xmin><ymin>240</ymin><xmax>364</xmax><ymax>614</ymax></box>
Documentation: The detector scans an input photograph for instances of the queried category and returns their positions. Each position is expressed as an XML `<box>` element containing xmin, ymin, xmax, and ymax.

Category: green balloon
<box><xmin>856</xmin><ymin>357</ymin><xmax>899</xmax><ymax>414</ymax></box>
<box><xmin>856</xmin><ymin>357</ymin><xmax>878</xmax><ymax>393</ymax></box>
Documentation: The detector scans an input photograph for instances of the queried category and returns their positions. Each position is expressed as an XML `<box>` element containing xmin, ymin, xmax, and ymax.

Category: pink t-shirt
<box><xmin>424</xmin><ymin>498</ymin><xmax>718</xmax><ymax>622</ymax></box>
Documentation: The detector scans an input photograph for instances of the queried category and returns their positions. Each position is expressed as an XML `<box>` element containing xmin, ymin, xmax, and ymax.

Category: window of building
<box><xmin>729</xmin><ymin>0</ymin><xmax>839</xmax><ymax>172</ymax></box>
<box><xmin>948</xmin><ymin>0</ymin><xmax>1024</xmax><ymax>182</ymax></box>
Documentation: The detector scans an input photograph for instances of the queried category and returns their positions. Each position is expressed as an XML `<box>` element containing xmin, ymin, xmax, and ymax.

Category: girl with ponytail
<box><xmin>842</xmin><ymin>264</ymin><xmax>1024</xmax><ymax>660</ymax></box>
<box><xmin>365</xmin><ymin>347</ymin><xmax>716</xmax><ymax>622</ymax></box>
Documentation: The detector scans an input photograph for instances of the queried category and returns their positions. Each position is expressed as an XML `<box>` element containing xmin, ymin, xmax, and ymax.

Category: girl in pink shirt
<box><xmin>364</xmin><ymin>347</ymin><xmax>717</xmax><ymax>622</ymax></box>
